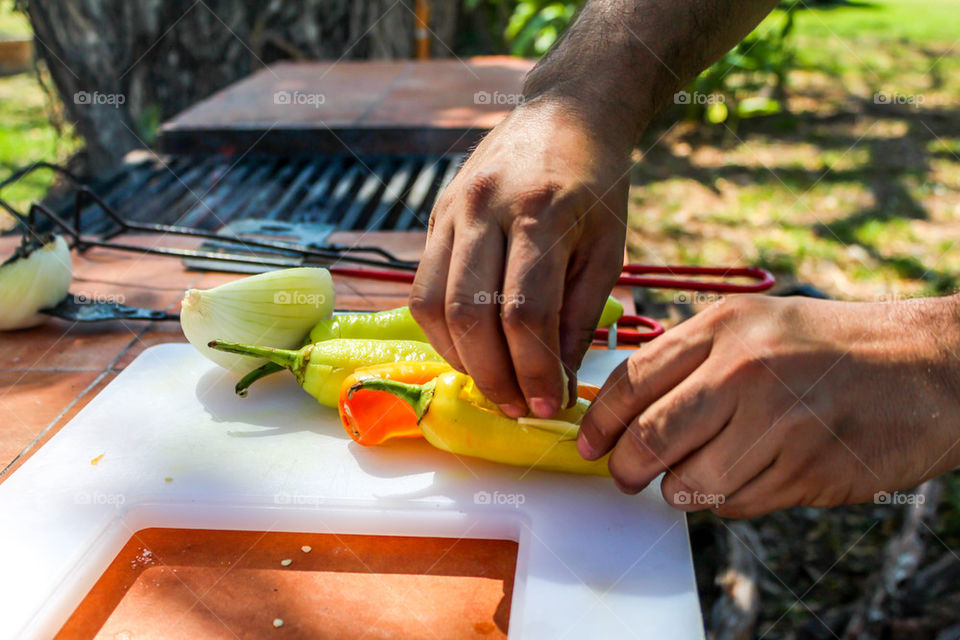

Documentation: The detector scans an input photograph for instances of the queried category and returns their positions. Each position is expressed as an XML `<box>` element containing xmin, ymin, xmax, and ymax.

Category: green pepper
<box><xmin>236</xmin><ymin>296</ymin><xmax>624</xmax><ymax>394</ymax></box>
<box><xmin>310</xmin><ymin>296</ymin><xmax>623</xmax><ymax>344</ymax></box>
<box><xmin>309</xmin><ymin>306</ymin><xmax>426</xmax><ymax>343</ymax></box>
<box><xmin>208</xmin><ymin>338</ymin><xmax>442</xmax><ymax>407</ymax></box>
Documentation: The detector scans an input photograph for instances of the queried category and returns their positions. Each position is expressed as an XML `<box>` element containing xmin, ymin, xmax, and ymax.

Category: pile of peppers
<box><xmin>209</xmin><ymin>299</ymin><xmax>620</xmax><ymax>476</ymax></box>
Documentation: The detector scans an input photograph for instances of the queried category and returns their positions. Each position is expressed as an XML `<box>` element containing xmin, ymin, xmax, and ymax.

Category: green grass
<box><xmin>788</xmin><ymin>0</ymin><xmax>960</xmax><ymax>43</ymax></box>
<box><xmin>0</xmin><ymin>2</ymin><xmax>79</xmax><ymax>230</ymax></box>
<box><xmin>629</xmin><ymin>0</ymin><xmax>960</xmax><ymax>301</ymax></box>
<box><xmin>0</xmin><ymin>0</ymin><xmax>28</xmax><ymax>38</ymax></box>
<box><xmin>0</xmin><ymin>73</ymin><xmax>79</xmax><ymax>224</ymax></box>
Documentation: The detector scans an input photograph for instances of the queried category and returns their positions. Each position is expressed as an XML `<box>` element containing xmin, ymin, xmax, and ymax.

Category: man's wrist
<box><xmin>930</xmin><ymin>294</ymin><xmax>960</xmax><ymax>470</ymax></box>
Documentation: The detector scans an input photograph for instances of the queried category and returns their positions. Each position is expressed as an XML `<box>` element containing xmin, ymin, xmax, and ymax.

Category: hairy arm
<box><xmin>410</xmin><ymin>0</ymin><xmax>779</xmax><ymax>419</ymax></box>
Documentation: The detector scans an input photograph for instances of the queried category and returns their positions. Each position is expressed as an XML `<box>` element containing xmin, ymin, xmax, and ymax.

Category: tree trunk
<box><xmin>22</xmin><ymin>0</ymin><xmax>461</xmax><ymax>172</ymax></box>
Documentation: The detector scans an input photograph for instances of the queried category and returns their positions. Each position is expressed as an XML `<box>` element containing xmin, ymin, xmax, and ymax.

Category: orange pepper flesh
<box><xmin>339</xmin><ymin>362</ymin><xmax>600</xmax><ymax>446</ymax></box>
<box><xmin>339</xmin><ymin>361</ymin><xmax>453</xmax><ymax>445</ymax></box>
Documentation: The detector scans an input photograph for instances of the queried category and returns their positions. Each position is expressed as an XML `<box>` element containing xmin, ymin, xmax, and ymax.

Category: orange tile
<box><xmin>0</xmin><ymin>372</ymin><xmax>118</xmax><ymax>480</ymax></box>
<box><xmin>113</xmin><ymin>324</ymin><xmax>187</xmax><ymax>370</ymax></box>
<box><xmin>0</xmin><ymin>320</ymin><xmax>140</xmax><ymax>372</ymax></box>
<box><xmin>0</xmin><ymin>370</ymin><xmax>102</xmax><ymax>471</ymax></box>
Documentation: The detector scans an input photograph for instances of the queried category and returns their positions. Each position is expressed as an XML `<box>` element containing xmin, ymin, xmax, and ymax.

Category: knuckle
<box><xmin>445</xmin><ymin>299</ymin><xmax>486</xmax><ymax>333</ymax></box>
<box><xmin>625</xmin><ymin>351</ymin><xmax>652</xmax><ymax>389</ymax></box>
<box><xmin>626</xmin><ymin>418</ymin><xmax>669</xmax><ymax>464</ymax></box>
<box><xmin>510</xmin><ymin>182</ymin><xmax>562</xmax><ymax>217</ymax></box>
<box><xmin>501</xmin><ymin>300</ymin><xmax>550</xmax><ymax>333</ymax></box>
<box><xmin>408</xmin><ymin>291</ymin><xmax>443</xmax><ymax>325</ymax></box>
<box><xmin>463</xmin><ymin>171</ymin><xmax>499</xmax><ymax>212</ymax></box>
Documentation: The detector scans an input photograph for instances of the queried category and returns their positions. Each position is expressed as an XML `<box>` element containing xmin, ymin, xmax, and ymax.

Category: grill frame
<box><xmin>49</xmin><ymin>152</ymin><xmax>464</xmax><ymax>236</ymax></box>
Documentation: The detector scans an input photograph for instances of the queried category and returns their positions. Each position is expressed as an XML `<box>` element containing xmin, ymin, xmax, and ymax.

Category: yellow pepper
<box><xmin>345</xmin><ymin>369</ymin><xmax>610</xmax><ymax>476</ymax></box>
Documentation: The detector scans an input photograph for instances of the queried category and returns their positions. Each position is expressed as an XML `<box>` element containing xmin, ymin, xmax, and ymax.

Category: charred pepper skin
<box><xmin>208</xmin><ymin>338</ymin><xmax>443</xmax><ymax>407</ymax></box>
<box><xmin>347</xmin><ymin>370</ymin><xmax>611</xmax><ymax>476</ymax></box>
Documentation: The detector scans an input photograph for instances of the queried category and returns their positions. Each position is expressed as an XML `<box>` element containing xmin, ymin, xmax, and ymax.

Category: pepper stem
<box><xmin>208</xmin><ymin>340</ymin><xmax>298</xmax><ymax>370</ymax></box>
<box><xmin>234</xmin><ymin>361</ymin><xmax>285</xmax><ymax>397</ymax></box>
<box><xmin>348</xmin><ymin>378</ymin><xmax>436</xmax><ymax>422</ymax></box>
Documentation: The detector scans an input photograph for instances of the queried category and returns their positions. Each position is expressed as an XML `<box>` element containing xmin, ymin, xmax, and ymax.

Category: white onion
<box><xmin>0</xmin><ymin>235</ymin><xmax>72</xmax><ymax>330</ymax></box>
<box><xmin>180</xmin><ymin>267</ymin><xmax>335</xmax><ymax>372</ymax></box>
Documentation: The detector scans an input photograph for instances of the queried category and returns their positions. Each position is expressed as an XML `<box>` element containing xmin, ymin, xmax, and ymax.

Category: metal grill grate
<box><xmin>52</xmin><ymin>152</ymin><xmax>464</xmax><ymax>235</ymax></box>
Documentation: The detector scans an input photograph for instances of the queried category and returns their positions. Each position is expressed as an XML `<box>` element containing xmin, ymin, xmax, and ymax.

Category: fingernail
<box><xmin>529</xmin><ymin>396</ymin><xmax>557</xmax><ymax>419</ymax></box>
<box><xmin>500</xmin><ymin>404</ymin><xmax>524</xmax><ymax>419</ymax></box>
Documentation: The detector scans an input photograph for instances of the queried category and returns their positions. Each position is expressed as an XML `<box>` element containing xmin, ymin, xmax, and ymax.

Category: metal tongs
<box><xmin>1</xmin><ymin>163</ymin><xmax>774</xmax><ymax>338</ymax></box>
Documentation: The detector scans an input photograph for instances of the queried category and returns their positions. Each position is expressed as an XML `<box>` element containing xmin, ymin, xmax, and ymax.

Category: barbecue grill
<box><xmin>47</xmin><ymin>151</ymin><xmax>463</xmax><ymax>234</ymax></box>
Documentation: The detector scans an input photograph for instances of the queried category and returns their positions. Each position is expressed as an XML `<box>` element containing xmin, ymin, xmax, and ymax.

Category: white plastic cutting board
<box><xmin>0</xmin><ymin>344</ymin><xmax>703</xmax><ymax>639</ymax></box>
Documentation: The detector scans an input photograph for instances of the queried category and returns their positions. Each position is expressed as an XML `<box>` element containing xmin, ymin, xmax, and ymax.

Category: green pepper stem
<box><xmin>207</xmin><ymin>340</ymin><xmax>298</xmax><ymax>369</ymax></box>
<box><xmin>234</xmin><ymin>361</ymin><xmax>285</xmax><ymax>397</ymax></box>
<box><xmin>348</xmin><ymin>378</ymin><xmax>436</xmax><ymax>422</ymax></box>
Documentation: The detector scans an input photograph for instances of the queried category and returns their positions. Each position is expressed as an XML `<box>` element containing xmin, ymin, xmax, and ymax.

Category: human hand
<box><xmin>578</xmin><ymin>294</ymin><xmax>960</xmax><ymax>517</ymax></box>
<box><xmin>410</xmin><ymin>98</ymin><xmax>632</xmax><ymax>418</ymax></box>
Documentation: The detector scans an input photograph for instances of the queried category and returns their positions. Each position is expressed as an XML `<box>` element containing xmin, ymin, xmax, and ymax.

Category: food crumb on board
<box><xmin>273</xmin><ymin>618</ymin><xmax>284</xmax><ymax>628</ymax></box>
<box><xmin>301</xmin><ymin>545</ymin><xmax>311</xmax><ymax>553</ymax></box>
<box><xmin>90</xmin><ymin>454</ymin><xmax>104</xmax><ymax>466</ymax></box>
<box><xmin>280</xmin><ymin>558</ymin><xmax>292</xmax><ymax>566</ymax></box>
<box><xmin>164</xmin><ymin>477</ymin><xmax>173</xmax><ymax>483</ymax></box>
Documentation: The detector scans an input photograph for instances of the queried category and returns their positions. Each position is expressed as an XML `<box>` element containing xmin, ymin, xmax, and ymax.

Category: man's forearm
<box><xmin>523</xmin><ymin>0</ymin><xmax>779</xmax><ymax>144</ymax></box>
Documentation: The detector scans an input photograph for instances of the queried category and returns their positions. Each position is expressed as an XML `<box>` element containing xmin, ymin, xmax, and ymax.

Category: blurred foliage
<box><xmin>502</xmin><ymin>1</ymin><xmax>577</xmax><ymax>56</ymax></box>
<box><xmin>465</xmin><ymin>0</ymin><xmax>802</xmax><ymax>126</ymax></box>
<box><xmin>684</xmin><ymin>2</ymin><xmax>798</xmax><ymax>126</ymax></box>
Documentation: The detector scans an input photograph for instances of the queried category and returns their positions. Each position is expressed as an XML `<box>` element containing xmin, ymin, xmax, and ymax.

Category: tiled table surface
<box><xmin>0</xmin><ymin>231</ymin><xmax>634</xmax><ymax>482</ymax></box>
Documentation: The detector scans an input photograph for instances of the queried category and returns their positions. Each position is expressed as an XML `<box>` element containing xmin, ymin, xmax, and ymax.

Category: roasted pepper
<box><xmin>208</xmin><ymin>338</ymin><xmax>443</xmax><ymax>407</ymax></box>
<box><xmin>343</xmin><ymin>368</ymin><xmax>610</xmax><ymax>476</ymax></box>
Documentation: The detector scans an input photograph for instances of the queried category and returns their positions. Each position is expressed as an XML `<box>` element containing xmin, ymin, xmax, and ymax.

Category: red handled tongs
<box><xmin>595</xmin><ymin>264</ymin><xmax>775</xmax><ymax>346</ymax></box>
<box><xmin>333</xmin><ymin>264</ymin><xmax>775</xmax><ymax>346</ymax></box>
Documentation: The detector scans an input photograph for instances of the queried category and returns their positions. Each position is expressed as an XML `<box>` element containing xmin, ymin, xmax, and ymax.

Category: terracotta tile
<box><xmin>0</xmin><ymin>370</ymin><xmax>102</xmax><ymax>471</ymax></box>
<box><xmin>0</xmin><ymin>372</ymin><xmax>120</xmax><ymax>482</ymax></box>
<box><xmin>0</xmin><ymin>320</ymin><xmax>140</xmax><ymax>372</ymax></box>
<box><xmin>113</xmin><ymin>324</ymin><xmax>187</xmax><ymax>370</ymax></box>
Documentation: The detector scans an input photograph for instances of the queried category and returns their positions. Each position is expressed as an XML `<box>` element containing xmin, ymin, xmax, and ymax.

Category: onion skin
<box><xmin>180</xmin><ymin>267</ymin><xmax>336</xmax><ymax>373</ymax></box>
<box><xmin>0</xmin><ymin>236</ymin><xmax>72</xmax><ymax>331</ymax></box>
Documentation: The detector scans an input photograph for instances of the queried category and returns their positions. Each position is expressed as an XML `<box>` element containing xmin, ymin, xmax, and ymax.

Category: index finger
<box><xmin>578</xmin><ymin>318</ymin><xmax>715</xmax><ymax>459</ymax></box>
<box><xmin>499</xmin><ymin>216</ymin><xmax>572</xmax><ymax>418</ymax></box>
